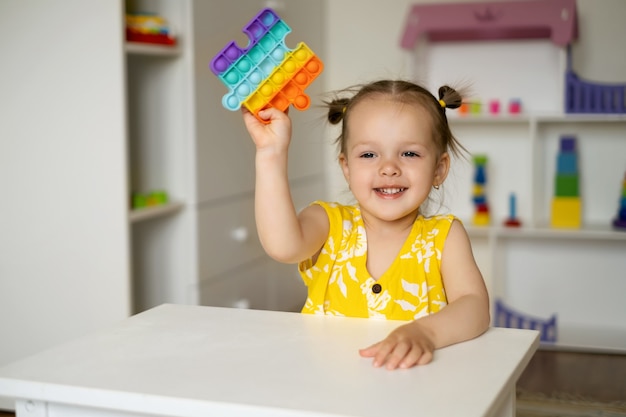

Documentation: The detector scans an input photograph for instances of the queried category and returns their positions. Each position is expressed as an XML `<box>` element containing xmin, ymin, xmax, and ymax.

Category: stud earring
<box><xmin>433</xmin><ymin>184</ymin><xmax>440</xmax><ymax>190</ymax></box>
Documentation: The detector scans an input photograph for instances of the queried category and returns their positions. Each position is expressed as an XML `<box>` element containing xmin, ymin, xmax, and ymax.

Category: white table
<box><xmin>0</xmin><ymin>304</ymin><xmax>538</xmax><ymax>417</ymax></box>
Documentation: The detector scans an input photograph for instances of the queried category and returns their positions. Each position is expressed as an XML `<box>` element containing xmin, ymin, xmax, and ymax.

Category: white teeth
<box><xmin>378</xmin><ymin>188</ymin><xmax>404</xmax><ymax>194</ymax></box>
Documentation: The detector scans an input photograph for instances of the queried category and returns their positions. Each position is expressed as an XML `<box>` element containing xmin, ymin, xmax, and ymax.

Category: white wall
<box><xmin>0</xmin><ymin>0</ymin><xmax>131</xmax><ymax>376</ymax></box>
<box><xmin>322</xmin><ymin>0</ymin><xmax>626</xmax><ymax>202</ymax></box>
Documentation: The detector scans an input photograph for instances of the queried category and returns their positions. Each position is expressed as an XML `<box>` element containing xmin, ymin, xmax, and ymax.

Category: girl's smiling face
<box><xmin>339</xmin><ymin>97</ymin><xmax>449</xmax><ymax>225</ymax></box>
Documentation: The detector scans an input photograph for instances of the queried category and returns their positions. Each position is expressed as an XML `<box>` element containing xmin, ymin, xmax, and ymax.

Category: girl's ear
<box><xmin>434</xmin><ymin>152</ymin><xmax>450</xmax><ymax>187</ymax></box>
<box><xmin>339</xmin><ymin>153</ymin><xmax>350</xmax><ymax>183</ymax></box>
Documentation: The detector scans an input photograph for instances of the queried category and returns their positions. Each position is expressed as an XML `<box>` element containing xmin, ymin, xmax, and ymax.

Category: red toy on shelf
<box><xmin>126</xmin><ymin>13</ymin><xmax>177</xmax><ymax>46</ymax></box>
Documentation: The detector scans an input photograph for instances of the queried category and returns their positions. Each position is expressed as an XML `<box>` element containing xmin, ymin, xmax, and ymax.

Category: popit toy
<box><xmin>209</xmin><ymin>8</ymin><xmax>323</xmax><ymax>123</ymax></box>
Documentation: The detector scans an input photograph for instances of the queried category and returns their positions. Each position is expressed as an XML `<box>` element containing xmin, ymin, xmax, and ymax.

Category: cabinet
<box><xmin>192</xmin><ymin>0</ymin><xmax>326</xmax><ymax>313</ymax></box>
<box><xmin>126</xmin><ymin>0</ymin><xmax>325</xmax><ymax>313</ymax></box>
<box><xmin>401</xmin><ymin>0</ymin><xmax>626</xmax><ymax>352</ymax></box>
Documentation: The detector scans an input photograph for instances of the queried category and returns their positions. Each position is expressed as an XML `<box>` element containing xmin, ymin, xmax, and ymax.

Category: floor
<box><xmin>1</xmin><ymin>350</ymin><xmax>624</xmax><ymax>416</ymax></box>
<box><xmin>517</xmin><ymin>349</ymin><xmax>626</xmax><ymax>403</ymax></box>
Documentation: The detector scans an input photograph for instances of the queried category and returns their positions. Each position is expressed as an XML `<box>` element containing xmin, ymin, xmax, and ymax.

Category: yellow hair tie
<box><xmin>342</xmin><ymin>106</ymin><xmax>347</xmax><ymax>114</ymax></box>
<box><xmin>439</xmin><ymin>99</ymin><xmax>446</xmax><ymax>108</ymax></box>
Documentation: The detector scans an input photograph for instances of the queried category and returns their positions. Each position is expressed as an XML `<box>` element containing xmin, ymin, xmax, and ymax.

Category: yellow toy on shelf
<box><xmin>550</xmin><ymin>136</ymin><xmax>581</xmax><ymax>228</ymax></box>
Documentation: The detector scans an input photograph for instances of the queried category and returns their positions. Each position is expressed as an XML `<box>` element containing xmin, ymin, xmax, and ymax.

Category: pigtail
<box><xmin>438</xmin><ymin>85</ymin><xmax>462</xmax><ymax>110</ymax></box>
<box><xmin>326</xmin><ymin>97</ymin><xmax>350</xmax><ymax>125</ymax></box>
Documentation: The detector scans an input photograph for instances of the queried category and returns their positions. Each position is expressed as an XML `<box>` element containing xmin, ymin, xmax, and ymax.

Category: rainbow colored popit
<box><xmin>210</xmin><ymin>8</ymin><xmax>323</xmax><ymax>122</ymax></box>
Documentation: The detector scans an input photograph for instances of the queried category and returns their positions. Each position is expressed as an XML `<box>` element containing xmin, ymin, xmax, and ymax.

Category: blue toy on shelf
<box><xmin>565</xmin><ymin>47</ymin><xmax>626</xmax><ymax>114</ymax></box>
<box><xmin>494</xmin><ymin>299</ymin><xmax>557</xmax><ymax>343</ymax></box>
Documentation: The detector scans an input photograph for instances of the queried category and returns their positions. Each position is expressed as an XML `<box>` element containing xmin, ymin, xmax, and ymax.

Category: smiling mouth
<box><xmin>375</xmin><ymin>187</ymin><xmax>407</xmax><ymax>195</ymax></box>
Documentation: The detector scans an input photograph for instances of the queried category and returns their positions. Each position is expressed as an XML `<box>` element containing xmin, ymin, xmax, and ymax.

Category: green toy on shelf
<box><xmin>132</xmin><ymin>190</ymin><xmax>169</xmax><ymax>209</ymax></box>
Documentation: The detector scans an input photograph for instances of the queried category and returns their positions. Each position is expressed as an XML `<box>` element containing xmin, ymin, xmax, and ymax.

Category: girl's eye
<box><xmin>403</xmin><ymin>151</ymin><xmax>420</xmax><ymax>158</ymax></box>
<box><xmin>359</xmin><ymin>152</ymin><xmax>376</xmax><ymax>159</ymax></box>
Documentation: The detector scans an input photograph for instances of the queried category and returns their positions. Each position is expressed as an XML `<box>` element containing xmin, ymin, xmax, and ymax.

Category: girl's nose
<box><xmin>380</xmin><ymin>158</ymin><xmax>400</xmax><ymax>176</ymax></box>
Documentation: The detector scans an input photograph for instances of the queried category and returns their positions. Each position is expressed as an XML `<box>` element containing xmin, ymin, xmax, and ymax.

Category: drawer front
<box><xmin>267</xmin><ymin>260</ymin><xmax>307</xmax><ymax>312</ymax></box>
<box><xmin>197</xmin><ymin>260</ymin><xmax>307</xmax><ymax>313</ymax></box>
<box><xmin>198</xmin><ymin>261</ymin><xmax>272</xmax><ymax>310</ymax></box>
<box><xmin>198</xmin><ymin>196</ymin><xmax>264</xmax><ymax>280</ymax></box>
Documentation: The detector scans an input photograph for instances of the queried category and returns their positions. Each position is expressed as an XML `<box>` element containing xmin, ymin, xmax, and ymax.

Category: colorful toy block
<box><xmin>503</xmin><ymin>192</ymin><xmax>522</xmax><ymax>227</ymax></box>
<box><xmin>488</xmin><ymin>99</ymin><xmax>500</xmax><ymax>115</ymax></box>
<box><xmin>613</xmin><ymin>171</ymin><xmax>626</xmax><ymax>230</ymax></box>
<box><xmin>494</xmin><ymin>299</ymin><xmax>557</xmax><ymax>343</ymax></box>
<box><xmin>557</xmin><ymin>152</ymin><xmax>577</xmax><ymax>174</ymax></box>
<box><xmin>470</xmin><ymin>101</ymin><xmax>481</xmax><ymax>114</ymax></box>
<box><xmin>472</xmin><ymin>154</ymin><xmax>490</xmax><ymax>226</ymax></box>
<box><xmin>209</xmin><ymin>8</ymin><xmax>323</xmax><ymax>123</ymax></box>
<box><xmin>132</xmin><ymin>190</ymin><xmax>169</xmax><ymax>209</ymax></box>
<box><xmin>508</xmin><ymin>98</ymin><xmax>522</xmax><ymax>114</ymax></box>
<box><xmin>551</xmin><ymin>197</ymin><xmax>581</xmax><ymax>228</ymax></box>
<box><xmin>126</xmin><ymin>13</ymin><xmax>177</xmax><ymax>46</ymax></box>
<box><xmin>550</xmin><ymin>136</ymin><xmax>581</xmax><ymax>228</ymax></box>
<box><xmin>555</xmin><ymin>175</ymin><xmax>579</xmax><ymax>197</ymax></box>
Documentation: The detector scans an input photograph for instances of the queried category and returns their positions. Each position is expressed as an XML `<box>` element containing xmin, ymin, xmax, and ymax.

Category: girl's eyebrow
<box><xmin>348</xmin><ymin>142</ymin><xmax>376</xmax><ymax>151</ymax></box>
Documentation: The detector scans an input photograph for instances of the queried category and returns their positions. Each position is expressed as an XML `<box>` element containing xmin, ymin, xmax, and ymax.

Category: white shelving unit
<box><xmin>125</xmin><ymin>42</ymin><xmax>181</xmax><ymax>57</ymax></box>
<box><xmin>448</xmin><ymin>114</ymin><xmax>626</xmax><ymax>230</ymax></box>
<box><xmin>129</xmin><ymin>201</ymin><xmax>184</xmax><ymax>223</ymax></box>
<box><xmin>446</xmin><ymin>114</ymin><xmax>626</xmax><ymax>353</ymax></box>
<box><xmin>125</xmin><ymin>39</ymin><xmax>185</xmax><ymax>227</ymax></box>
<box><xmin>124</xmin><ymin>0</ymin><xmax>195</xmax><ymax>313</ymax></box>
<box><xmin>402</xmin><ymin>0</ymin><xmax>626</xmax><ymax>353</ymax></box>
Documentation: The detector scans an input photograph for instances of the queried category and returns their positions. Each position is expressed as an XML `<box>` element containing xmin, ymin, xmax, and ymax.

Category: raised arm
<box><xmin>359</xmin><ymin>219</ymin><xmax>490</xmax><ymax>369</ymax></box>
<box><xmin>242</xmin><ymin>107</ymin><xmax>329</xmax><ymax>264</ymax></box>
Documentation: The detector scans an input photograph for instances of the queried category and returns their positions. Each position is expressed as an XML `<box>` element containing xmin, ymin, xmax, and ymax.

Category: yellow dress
<box><xmin>298</xmin><ymin>201</ymin><xmax>456</xmax><ymax>320</ymax></box>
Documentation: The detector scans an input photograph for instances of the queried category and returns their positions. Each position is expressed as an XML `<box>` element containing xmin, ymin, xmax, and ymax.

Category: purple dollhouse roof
<box><xmin>400</xmin><ymin>0</ymin><xmax>578</xmax><ymax>50</ymax></box>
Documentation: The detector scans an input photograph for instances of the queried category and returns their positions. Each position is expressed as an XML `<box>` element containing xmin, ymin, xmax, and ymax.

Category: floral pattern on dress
<box><xmin>299</xmin><ymin>201</ymin><xmax>455</xmax><ymax>321</ymax></box>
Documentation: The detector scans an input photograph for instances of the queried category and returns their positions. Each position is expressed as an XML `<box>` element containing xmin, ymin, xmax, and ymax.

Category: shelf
<box><xmin>449</xmin><ymin>114</ymin><xmax>531</xmax><ymax>124</ymax></box>
<box><xmin>538</xmin><ymin>323</ymin><xmax>626</xmax><ymax>354</ymax></box>
<box><xmin>498</xmin><ymin>224</ymin><xmax>626</xmax><ymax>241</ymax></box>
<box><xmin>129</xmin><ymin>201</ymin><xmax>184</xmax><ymax>223</ymax></box>
<box><xmin>450</xmin><ymin>113</ymin><xmax>626</xmax><ymax>125</ymax></box>
<box><xmin>125</xmin><ymin>41</ymin><xmax>181</xmax><ymax>57</ymax></box>
<box><xmin>466</xmin><ymin>224</ymin><xmax>626</xmax><ymax>241</ymax></box>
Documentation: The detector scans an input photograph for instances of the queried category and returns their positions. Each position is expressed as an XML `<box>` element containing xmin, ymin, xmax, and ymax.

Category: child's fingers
<box><xmin>383</xmin><ymin>343</ymin><xmax>410</xmax><ymax>370</ymax></box>
<box><xmin>398</xmin><ymin>346</ymin><xmax>425</xmax><ymax>369</ymax></box>
<box><xmin>361</xmin><ymin>341</ymin><xmax>394</xmax><ymax>368</ymax></box>
<box><xmin>358</xmin><ymin>342</ymin><xmax>379</xmax><ymax>358</ymax></box>
<box><xmin>415</xmin><ymin>349</ymin><xmax>434</xmax><ymax>366</ymax></box>
<box><xmin>360</xmin><ymin>340</ymin><xmax>434</xmax><ymax>369</ymax></box>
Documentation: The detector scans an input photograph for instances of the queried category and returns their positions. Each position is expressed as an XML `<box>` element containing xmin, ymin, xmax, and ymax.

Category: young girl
<box><xmin>242</xmin><ymin>79</ymin><xmax>490</xmax><ymax>370</ymax></box>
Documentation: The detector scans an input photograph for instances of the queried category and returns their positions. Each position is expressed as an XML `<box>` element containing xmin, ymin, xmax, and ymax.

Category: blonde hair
<box><xmin>324</xmin><ymin>80</ymin><xmax>466</xmax><ymax>158</ymax></box>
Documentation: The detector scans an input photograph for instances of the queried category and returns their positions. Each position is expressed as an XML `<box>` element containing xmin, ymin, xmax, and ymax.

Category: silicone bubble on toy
<box><xmin>209</xmin><ymin>8</ymin><xmax>323</xmax><ymax>123</ymax></box>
